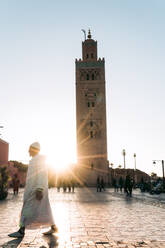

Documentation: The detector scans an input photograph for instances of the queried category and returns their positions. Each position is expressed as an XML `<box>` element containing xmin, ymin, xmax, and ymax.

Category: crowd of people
<box><xmin>56</xmin><ymin>178</ymin><xmax>76</xmax><ymax>193</ymax></box>
<box><xmin>96</xmin><ymin>174</ymin><xmax>134</xmax><ymax>196</ymax></box>
<box><xmin>112</xmin><ymin>175</ymin><xmax>134</xmax><ymax>196</ymax></box>
<box><xmin>11</xmin><ymin>173</ymin><xmax>135</xmax><ymax>197</ymax></box>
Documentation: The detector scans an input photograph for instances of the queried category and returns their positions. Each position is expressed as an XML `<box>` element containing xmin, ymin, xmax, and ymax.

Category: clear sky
<box><xmin>0</xmin><ymin>0</ymin><xmax>165</xmax><ymax>176</ymax></box>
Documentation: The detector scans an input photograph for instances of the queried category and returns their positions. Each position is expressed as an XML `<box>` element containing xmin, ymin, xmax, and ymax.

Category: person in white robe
<box><xmin>8</xmin><ymin>142</ymin><xmax>57</xmax><ymax>238</ymax></box>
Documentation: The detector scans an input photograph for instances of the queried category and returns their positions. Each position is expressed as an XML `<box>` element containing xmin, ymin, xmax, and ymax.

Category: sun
<box><xmin>43</xmin><ymin>143</ymin><xmax>77</xmax><ymax>172</ymax></box>
<box><xmin>46</xmin><ymin>155</ymin><xmax>70</xmax><ymax>172</ymax></box>
<box><xmin>40</xmin><ymin>133</ymin><xmax>77</xmax><ymax>172</ymax></box>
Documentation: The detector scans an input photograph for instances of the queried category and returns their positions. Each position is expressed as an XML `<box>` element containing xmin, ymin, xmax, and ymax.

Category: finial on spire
<box><xmin>88</xmin><ymin>29</ymin><xmax>92</xmax><ymax>39</ymax></box>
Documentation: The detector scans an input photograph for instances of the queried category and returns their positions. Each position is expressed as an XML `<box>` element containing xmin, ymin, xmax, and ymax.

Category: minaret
<box><xmin>75</xmin><ymin>30</ymin><xmax>108</xmax><ymax>186</ymax></box>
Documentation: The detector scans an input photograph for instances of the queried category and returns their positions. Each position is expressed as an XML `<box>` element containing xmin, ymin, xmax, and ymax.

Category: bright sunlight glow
<box><xmin>43</xmin><ymin>141</ymin><xmax>77</xmax><ymax>172</ymax></box>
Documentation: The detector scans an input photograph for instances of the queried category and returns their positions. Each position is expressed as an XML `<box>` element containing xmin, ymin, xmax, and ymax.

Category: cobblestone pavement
<box><xmin>1</xmin><ymin>188</ymin><xmax>165</xmax><ymax>248</ymax></box>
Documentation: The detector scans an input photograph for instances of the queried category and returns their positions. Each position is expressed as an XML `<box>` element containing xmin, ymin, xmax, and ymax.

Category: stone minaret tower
<box><xmin>75</xmin><ymin>30</ymin><xmax>109</xmax><ymax>186</ymax></box>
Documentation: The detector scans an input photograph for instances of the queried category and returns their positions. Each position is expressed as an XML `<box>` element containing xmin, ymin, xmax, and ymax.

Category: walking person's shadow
<box><xmin>2</xmin><ymin>238</ymin><xmax>23</xmax><ymax>247</ymax></box>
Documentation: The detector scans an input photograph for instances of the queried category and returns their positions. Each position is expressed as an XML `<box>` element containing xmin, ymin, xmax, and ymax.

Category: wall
<box><xmin>0</xmin><ymin>138</ymin><xmax>9</xmax><ymax>165</ymax></box>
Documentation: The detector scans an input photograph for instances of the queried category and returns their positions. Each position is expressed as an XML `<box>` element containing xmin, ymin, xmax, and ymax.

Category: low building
<box><xmin>0</xmin><ymin>138</ymin><xmax>9</xmax><ymax>166</ymax></box>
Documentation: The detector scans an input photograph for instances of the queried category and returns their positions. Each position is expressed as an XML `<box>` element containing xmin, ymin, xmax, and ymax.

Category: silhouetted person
<box><xmin>96</xmin><ymin>176</ymin><xmax>101</xmax><ymax>192</ymax></box>
<box><xmin>125</xmin><ymin>175</ymin><xmax>133</xmax><ymax>196</ymax></box>
<box><xmin>119</xmin><ymin>177</ymin><xmax>124</xmax><ymax>192</ymax></box>
<box><xmin>71</xmin><ymin>179</ymin><xmax>75</xmax><ymax>193</ymax></box>
<box><xmin>57</xmin><ymin>178</ymin><xmax>61</xmax><ymax>192</ymax></box>
<box><xmin>116</xmin><ymin>179</ymin><xmax>119</xmax><ymax>192</ymax></box>
<box><xmin>140</xmin><ymin>177</ymin><xmax>145</xmax><ymax>192</ymax></box>
<box><xmin>67</xmin><ymin>180</ymin><xmax>71</xmax><ymax>192</ymax></box>
<box><xmin>62</xmin><ymin>180</ymin><xmax>67</xmax><ymax>192</ymax></box>
<box><xmin>125</xmin><ymin>175</ymin><xmax>129</xmax><ymax>195</ymax></box>
<box><xmin>101</xmin><ymin>177</ymin><xmax>105</xmax><ymax>191</ymax></box>
<box><xmin>12</xmin><ymin>174</ymin><xmax>20</xmax><ymax>195</ymax></box>
<box><xmin>112</xmin><ymin>178</ymin><xmax>117</xmax><ymax>192</ymax></box>
<box><xmin>128</xmin><ymin>177</ymin><xmax>134</xmax><ymax>196</ymax></box>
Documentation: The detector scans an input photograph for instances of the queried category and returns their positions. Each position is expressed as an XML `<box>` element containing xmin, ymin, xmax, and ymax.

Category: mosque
<box><xmin>75</xmin><ymin>30</ymin><xmax>109</xmax><ymax>186</ymax></box>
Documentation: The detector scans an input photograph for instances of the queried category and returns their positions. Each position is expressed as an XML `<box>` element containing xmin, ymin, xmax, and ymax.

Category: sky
<box><xmin>0</xmin><ymin>0</ymin><xmax>165</xmax><ymax>176</ymax></box>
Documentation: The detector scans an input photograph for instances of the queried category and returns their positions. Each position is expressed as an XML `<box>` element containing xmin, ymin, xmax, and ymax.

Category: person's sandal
<box><xmin>8</xmin><ymin>231</ymin><xmax>24</xmax><ymax>238</ymax></box>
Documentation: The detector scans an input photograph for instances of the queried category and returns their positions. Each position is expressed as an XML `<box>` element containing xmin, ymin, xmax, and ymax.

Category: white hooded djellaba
<box><xmin>20</xmin><ymin>154</ymin><xmax>54</xmax><ymax>229</ymax></box>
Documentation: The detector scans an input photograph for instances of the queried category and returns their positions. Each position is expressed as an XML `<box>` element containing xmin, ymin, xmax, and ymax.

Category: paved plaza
<box><xmin>1</xmin><ymin>188</ymin><xmax>165</xmax><ymax>248</ymax></box>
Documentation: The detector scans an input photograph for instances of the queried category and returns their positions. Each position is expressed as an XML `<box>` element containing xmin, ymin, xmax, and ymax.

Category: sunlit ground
<box><xmin>41</xmin><ymin>139</ymin><xmax>97</xmax><ymax>243</ymax></box>
<box><xmin>52</xmin><ymin>203</ymin><xmax>70</xmax><ymax>242</ymax></box>
<box><xmin>47</xmin><ymin>188</ymin><xmax>99</xmax><ymax>243</ymax></box>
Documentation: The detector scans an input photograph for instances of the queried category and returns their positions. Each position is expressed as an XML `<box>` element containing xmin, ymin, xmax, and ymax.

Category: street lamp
<box><xmin>153</xmin><ymin>160</ymin><xmax>165</xmax><ymax>189</ymax></box>
<box><xmin>122</xmin><ymin>149</ymin><xmax>126</xmax><ymax>169</ymax></box>
<box><xmin>133</xmin><ymin>153</ymin><xmax>137</xmax><ymax>184</ymax></box>
<box><xmin>133</xmin><ymin>153</ymin><xmax>136</xmax><ymax>170</ymax></box>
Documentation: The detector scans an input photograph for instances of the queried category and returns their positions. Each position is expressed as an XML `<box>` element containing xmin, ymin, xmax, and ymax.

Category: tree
<box><xmin>10</xmin><ymin>160</ymin><xmax>28</xmax><ymax>172</ymax></box>
<box><xmin>0</xmin><ymin>166</ymin><xmax>9</xmax><ymax>200</ymax></box>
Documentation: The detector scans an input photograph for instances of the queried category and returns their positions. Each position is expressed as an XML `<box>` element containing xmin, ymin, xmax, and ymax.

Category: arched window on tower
<box><xmin>86</xmin><ymin>74</ymin><xmax>89</xmax><ymax>80</ymax></box>
<box><xmin>90</xmin><ymin>121</ymin><xmax>93</xmax><ymax>127</ymax></box>
<box><xmin>88</xmin><ymin>102</ymin><xmax>90</xmax><ymax>107</ymax></box>
<box><xmin>86</xmin><ymin>54</ymin><xmax>89</xmax><ymax>59</ymax></box>
<box><xmin>92</xmin><ymin>74</ymin><xmax>95</xmax><ymax>80</ymax></box>
<box><xmin>92</xmin><ymin>102</ymin><xmax>95</xmax><ymax>107</ymax></box>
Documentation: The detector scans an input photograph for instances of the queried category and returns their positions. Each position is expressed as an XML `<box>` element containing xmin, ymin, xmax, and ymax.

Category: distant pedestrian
<box><xmin>116</xmin><ymin>179</ymin><xmax>119</xmax><ymax>192</ymax></box>
<box><xmin>96</xmin><ymin>176</ymin><xmax>101</xmax><ymax>192</ymax></box>
<box><xmin>62</xmin><ymin>180</ymin><xmax>67</xmax><ymax>192</ymax></box>
<box><xmin>112</xmin><ymin>178</ymin><xmax>117</xmax><ymax>192</ymax></box>
<box><xmin>125</xmin><ymin>175</ymin><xmax>129</xmax><ymax>195</ymax></box>
<box><xmin>128</xmin><ymin>177</ymin><xmax>134</xmax><ymax>196</ymax></box>
<box><xmin>57</xmin><ymin>178</ymin><xmax>61</xmax><ymax>192</ymax></box>
<box><xmin>67</xmin><ymin>180</ymin><xmax>71</xmax><ymax>192</ymax></box>
<box><xmin>8</xmin><ymin>142</ymin><xmax>58</xmax><ymax>238</ymax></box>
<box><xmin>125</xmin><ymin>174</ymin><xmax>133</xmax><ymax>196</ymax></box>
<box><xmin>101</xmin><ymin>177</ymin><xmax>105</xmax><ymax>191</ymax></box>
<box><xmin>12</xmin><ymin>174</ymin><xmax>20</xmax><ymax>195</ymax></box>
<box><xmin>71</xmin><ymin>179</ymin><xmax>75</xmax><ymax>193</ymax></box>
<box><xmin>119</xmin><ymin>177</ymin><xmax>124</xmax><ymax>192</ymax></box>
